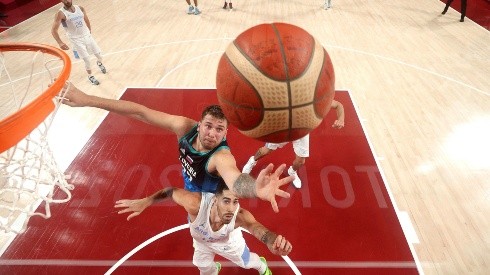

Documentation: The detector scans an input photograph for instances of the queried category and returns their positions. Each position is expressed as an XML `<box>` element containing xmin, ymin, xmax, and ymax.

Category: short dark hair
<box><xmin>201</xmin><ymin>105</ymin><xmax>227</xmax><ymax>124</ymax></box>
<box><xmin>215</xmin><ymin>182</ymin><xmax>229</xmax><ymax>196</ymax></box>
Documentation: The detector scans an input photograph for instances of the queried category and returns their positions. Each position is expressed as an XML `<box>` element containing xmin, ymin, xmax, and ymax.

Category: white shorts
<box><xmin>265</xmin><ymin>134</ymin><xmax>309</xmax><ymax>157</ymax></box>
<box><xmin>69</xmin><ymin>34</ymin><xmax>101</xmax><ymax>59</ymax></box>
<box><xmin>192</xmin><ymin>231</ymin><xmax>249</xmax><ymax>269</ymax></box>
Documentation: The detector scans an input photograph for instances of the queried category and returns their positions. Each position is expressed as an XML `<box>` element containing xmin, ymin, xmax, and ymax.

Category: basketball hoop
<box><xmin>0</xmin><ymin>43</ymin><xmax>73</xmax><ymax>234</ymax></box>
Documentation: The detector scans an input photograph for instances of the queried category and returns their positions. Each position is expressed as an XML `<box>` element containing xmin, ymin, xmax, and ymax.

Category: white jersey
<box><xmin>190</xmin><ymin>192</ymin><xmax>243</xmax><ymax>250</ymax></box>
<box><xmin>59</xmin><ymin>5</ymin><xmax>90</xmax><ymax>39</ymax></box>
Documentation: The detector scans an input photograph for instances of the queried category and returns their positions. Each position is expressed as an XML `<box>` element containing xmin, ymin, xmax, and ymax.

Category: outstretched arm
<box><xmin>115</xmin><ymin>187</ymin><xmax>200</xmax><ymax>220</ymax></box>
<box><xmin>51</xmin><ymin>11</ymin><xmax>69</xmax><ymax>50</ymax></box>
<box><xmin>211</xmin><ymin>150</ymin><xmax>292</xmax><ymax>213</ymax></box>
<box><xmin>61</xmin><ymin>82</ymin><xmax>196</xmax><ymax>138</ymax></box>
<box><xmin>236</xmin><ymin>208</ymin><xmax>292</xmax><ymax>256</ymax></box>
<box><xmin>331</xmin><ymin>100</ymin><xmax>345</xmax><ymax>129</ymax></box>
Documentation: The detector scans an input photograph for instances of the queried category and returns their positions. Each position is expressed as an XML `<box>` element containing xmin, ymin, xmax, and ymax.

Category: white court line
<box><xmin>0</xmin><ymin>259</ymin><xmax>419</xmax><ymax>268</ymax></box>
<box><xmin>156</xmin><ymin>51</ymin><xmax>223</xmax><ymax>87</ymax></box>
<box><xmin>326</xmin><ymin>45</ymin><xmax>489</xmax><ymax>96</ymax></box>
<box><xmin>105</xmin><ymin>224</ymin><xmax>189</xmax><ymax>274</ymax></box>
<box><xmin>105</xmin><ymin>225</ymin><xmax>301</xmax><ymax>274</ymax></box>
<box><xmin>348</xmin><ymin>89</ymin><xmax>424</xmax><ymax>275</ymax></box>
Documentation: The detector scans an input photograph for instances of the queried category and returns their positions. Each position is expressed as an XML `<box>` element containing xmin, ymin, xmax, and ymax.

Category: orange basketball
<box><xmin>216</xmin><ymin>22</ymin><xmax>335</xmax><ymax>143</ymax></box>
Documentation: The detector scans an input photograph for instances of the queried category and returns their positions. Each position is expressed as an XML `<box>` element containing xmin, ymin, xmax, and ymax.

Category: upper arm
<box><xmin>80</xmin><ymin>6</ymin><xmax>91</xmax><ymax>29</ymax></box>
<box><xmin>51</xmin><ymin>11</ymin><xmax>64</xmax><ymax>32</ymax></box>
<box><xmin>94</xmin><ymin>97</ymin><xmax>197</xmax><ymax>138</ymax></box>
<box><xmin>136</xmin><ymin>108</ymin><xmax>196</xmax><ymax>138</ymax></box>
<box><xmin>171</xmin><ymin>189</ymin><xmax>201</xmax><ymax>216</ymax></box>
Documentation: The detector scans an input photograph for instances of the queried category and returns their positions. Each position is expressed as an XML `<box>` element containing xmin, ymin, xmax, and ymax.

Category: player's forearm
<box><xmin>51</xmin><ymin>28</ymin><xmax>64</xmax><ymax>45</ymax></box>
<box><xmin>232</xmin><ymin>173</ymin><xmax>257</xmax><ymax>198</ymax></box>
<box><xmin>336</xmin><ymin>106</ymin><xmax>344</xmax><ymax>122</ymax></box>
<box><xmin>252</xmin><ymin>224</ymin><xmax>278</xmax><ymax>248</ymax></box>
<box><xmin>334</xmin><ymin>102</ymin><xmax>345</xmax><ymax>122</ymax></box>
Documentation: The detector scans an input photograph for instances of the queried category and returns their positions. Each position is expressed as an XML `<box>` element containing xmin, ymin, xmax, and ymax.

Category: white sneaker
<box><xmin>187</xmin><ymin>6</ymin><xmax>194</xmax><ymax>14</ymax></box>
<box><xmin>288</xmin><ymin>167</ymin><xmax>302</xmax><ymax>188</ymax></box>
<box><xmin>242</xmin><ymin>156</ymin><xmax>257</xmax><ymax>174</ymax></box>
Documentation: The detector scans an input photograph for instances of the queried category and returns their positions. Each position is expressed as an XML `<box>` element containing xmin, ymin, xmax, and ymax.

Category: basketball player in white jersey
<box><xmin>115</xmin><ymin>183</ymin><xmax>292</xmax><ymax>275</ymax></box>
<box><xmin>51</xmin><ymin>0</ymin><xmax>107</xmax><ymax>85</ymax></box>
<box><xmin>243</xmin><ymin>100</ymin><xmax>345</xmax><ymax>188</ymax></box>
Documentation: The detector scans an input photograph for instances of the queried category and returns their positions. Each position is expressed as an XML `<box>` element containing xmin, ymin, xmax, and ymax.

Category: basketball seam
<box><xmin>271</xmin><ymin>23</ymin><xmax>293</xmax><ymax>141</ymax></box>
<box><xmin>231</xmin><ymin>40</ymin><xmax>283</xmax><ymax>83</ymax></box>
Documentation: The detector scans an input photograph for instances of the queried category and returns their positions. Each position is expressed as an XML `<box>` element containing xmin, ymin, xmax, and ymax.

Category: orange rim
<box><xmin>0</xmin><ymin>43</ymin><xmax>71</xmax><ymax>153</ymax></box>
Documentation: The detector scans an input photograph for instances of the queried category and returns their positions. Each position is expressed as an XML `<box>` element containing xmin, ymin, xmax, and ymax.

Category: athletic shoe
<box><xmin>187</xmin><ymin>6</ymin><xmax>194</xmax><ymax>14</ymax></box>
<box><xmin>229</xmin><ymin>3</ymin><xmax>233</xmax><ymax>10</ymax></box>
<box><xmin>259</xmin><ymin>257</ymin><xmax>272</xmax><ymax>275</ymax></box>
<box><xmin>323</xmin><ymin>3</ymin><xmax>329</xmax><ymax>9</ymax></box>
<box><xmin>288</xmin><ymin>166</ymin><xmax>301</xmax><ymax>188</ymax></box>
<box><xmin>460</xmin><ymin>17</ymin><xmax>464</xmax><ymax>22</ymax></box>
<box><xmin>216</xmin><ymin>262</ymin><xmax>222</xmax><ymax>273</ymax></box>
<box><xmin>327</xmin><ymin>0</ymin><xmax>332</xmax><ymax>8</ymax></box>
<box><xmin>88</xmin><ymin>75</ymin><xmax>99</xmax><ymax>85</ymax></box>
<box><xmin>194</xmin><ymin>7</ymin><xmax>201</xmax><ymax>15</ymax></box>
<box><xmin>242</xmin><ymin>156</ymin><xmax>257</xmax><ymax>174</ymax></box>
<box><xmin>97</xmin><ymin>61</ymin><xmax>107</xmax><ymax>74</ymax></box>
<box><xmin>223</xmin><ymin>2</ymin><xmax>227</xmax><ymax>9</ymax></box>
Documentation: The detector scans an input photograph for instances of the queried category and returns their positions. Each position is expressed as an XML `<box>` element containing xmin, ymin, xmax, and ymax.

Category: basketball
<box><xmin>216</xmin><ymin>22</ymin><xmax>335</xmax><ymax>143</ymax></box>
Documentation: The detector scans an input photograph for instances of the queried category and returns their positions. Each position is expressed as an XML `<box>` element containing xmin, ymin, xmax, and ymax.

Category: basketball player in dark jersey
<box><xmin>61</xmin><ymin>83</ymin><xmax>293</xmax><ymax>212</ymax></box>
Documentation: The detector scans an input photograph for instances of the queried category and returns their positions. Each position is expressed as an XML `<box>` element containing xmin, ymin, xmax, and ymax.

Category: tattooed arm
<box><xmin>114</xmin><ymin>187</ymin><xmax>201</xmax><ymax>220</ymax></box>
<box><xmin>235</xmin><ymin>208</ymin><xmax>293</xmax><ymax>256</ymax></box>
<box><xmin>211</xmin><ymin>150</ymin><xmax>293</xmax><ymax>213</ymax></box>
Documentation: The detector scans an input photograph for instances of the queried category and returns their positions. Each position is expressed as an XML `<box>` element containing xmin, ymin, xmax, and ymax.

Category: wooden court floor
<box><xmin>0</xmin><ymin>0</ymin><xmax>489</xmax><ymax>274</ymax></box>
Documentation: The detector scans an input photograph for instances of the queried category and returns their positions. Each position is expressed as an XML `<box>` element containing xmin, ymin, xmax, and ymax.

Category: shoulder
<box><xmin>175</xmin><ymin>189</ymin><xmax>202</xmax><ymax>216</ymax></box>
<box><xmin>209</xmin><ymin>148</ymin><xmax>234</xmax><ymax>166</ymax></box>
<box><xmin>235</xmin><ymin>208</ymin><xmax>256</xmax><ymax>228</ymax></box>
<box><xmin>56</xmin><ymin>9</ymin><xmax>66</xmax><ymax>19</ymax></box>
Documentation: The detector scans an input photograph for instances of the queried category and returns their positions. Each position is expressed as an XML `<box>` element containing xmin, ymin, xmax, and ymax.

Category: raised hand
<box><xmin>255</xmin><ymin>163</ymin><xmax>293</xmax><ymax>213</ymax></box>
<box><xmin>114</xmin><ymin>198</ymin><xmax>152</xmax><ymax>221</ymax></box>
<box><xmin>60</xmin><ymin>82</ymin><xmax>92</xmax><ymax>107</ymax></box>
<box><xmin>269</xmin><ymin>235</ymin><xmax>292</xmax><ymax>256</ymax></box>
<box><xmin>332</xmin><ymin>119</ymin><xmax>344</xmax><ymax>129</ymax></box>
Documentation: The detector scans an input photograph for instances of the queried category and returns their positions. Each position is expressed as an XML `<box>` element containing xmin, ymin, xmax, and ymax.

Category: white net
<box><xmin>0</xmin><ymin>44</ymin><xmax>73</xmax><ymax>234</ymax></box>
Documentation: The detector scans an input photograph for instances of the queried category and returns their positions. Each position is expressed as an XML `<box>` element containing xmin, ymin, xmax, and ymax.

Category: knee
<box><xmin>82</xmin><ymin>57</ymin><xmax>91</xmax><ymax>70</ymax></box>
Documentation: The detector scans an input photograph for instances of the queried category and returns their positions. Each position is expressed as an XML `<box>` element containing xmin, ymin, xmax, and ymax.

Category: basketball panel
<box><xmin>292</xmin><ymin>105</ymin><xmax>323</xmax><ymax>129</ymax></box>
<box><xmin>289</xmin><ymin>39</ymin><xmax>325</xmax><ymax>106</ymax></box>
<box><xmin>233</xmin><ymin>24</ymin><xmax>288</xmax><ymax>81</ymax></box>
<box><xmin>240</xmin><ymin>110</ymin><xmax>290</xmax><ymax>139</ymax></box>
<box><xmin>253</xmin><ymin>128</ymin><xmax>310</xmax><ymax>143</ymax></box>
<box><xmin>224</xmin><ymin>43</ymin><xmax>290</xmax><ymax>109</ymax></box>
<box><xmin>313</xmin><ymin>48</ymin><xmax>335</xmax><ymax>118</ymax></box>
<box><xmin>273</xmin><ymin>23</ymin><xmax>315</xmax><ymax>80</ymax></box>
<box><xmin>216</xmin><ymin>55</ymin><xmax>264</xmax><ymax>130</ymax></box>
